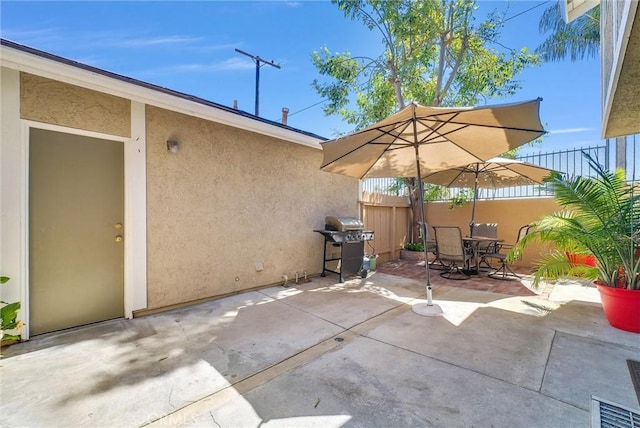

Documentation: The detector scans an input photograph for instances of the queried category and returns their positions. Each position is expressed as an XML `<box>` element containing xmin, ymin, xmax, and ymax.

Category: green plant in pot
<box><xmin>401</xmin><ymin>241</ymin><xmax>428</xmax><ymax>261</ymax></box>
<box><xmin>510</xmin><ymin>153</ymin><xmax>640</xmax><ymax>332</ymax></box>
<box><xmin>405</xmin><ymin>242</ymin><xmax>425</xmax><ymax>252</ymax></box>
<box><xmin>1</xmin><ymin>276</ymin><xmax>24</xmax><ymax>345</ymax></box>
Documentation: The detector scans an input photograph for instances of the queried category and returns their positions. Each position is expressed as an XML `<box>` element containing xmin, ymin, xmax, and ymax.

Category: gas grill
<box><xmin>314</xmin><ymin>216</ymin><xmax>374</xmax><ymax>282</ymax></box>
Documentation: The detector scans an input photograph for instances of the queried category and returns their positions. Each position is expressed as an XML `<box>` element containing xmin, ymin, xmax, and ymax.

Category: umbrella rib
<box><xmin>421</xmin><ymin>166</ymin><xmax>467</xmax><ymax>188</ymax></box>
<box><xmin>356</xmin><ymin>122</ymin><xmax>416</xmax><ymax>178</ymax></box>
<box><xmin>421</xmin><ymin>159</ymin><xmax>555</xmax><ymax>190</ymax></box>
<box><xmin>427</xmin><ymin>119</ymin><xmax>545</xmax><ymax>133</ymax></box>
<box><xmin>352</xmin><ymin>121</ymin><xmax>417</xmax><ymax>178</ymax></box>
<box><xmin>411</xmin><ymin>110</ymin><xmax>544</xmax><ymax>147</ymax></box>
<box><xmin>361</xmin><ymin>121</ymin><xmax>419</xmax><ymax>146</ymax></box>
<box><xmin>499</xmin><ymin>164</ymin><xmax>548</xmax><ymax>184</ymax></box>
<box><xmin>413</xmin><ymin>113</ymin><xmax>468</xmax><ymax>145</ymax></box>
<box><xmin>414</xmin><ymin>104</ymin><xmax>544</xmax><ymax>133</ymax></box>
<box><xmin>360</xmin><ymin>121</ymin><xmax>417</xmax><ymax>147</ymax></box>
<box><xmin>360</xmin><ymin>121</ymin><xmax>411</xmax><ymax>179</ymax></box>
<box><xmin>445</xmin><ymin>169</ymin><xmax>466</xmax><ymax>187</ymax></box>
<box><xmin>416</xmin><ymin>122</ymin><xmax>486</xmax><ymax>162</ymax></box>
<box><xmin>319</xmin><ymin>121</ymin><xmax>415</xmax><ymax>170</ymax></box>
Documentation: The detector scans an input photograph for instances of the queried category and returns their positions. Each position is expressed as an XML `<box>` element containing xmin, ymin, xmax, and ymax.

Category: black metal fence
<box><xmin>487</xmin><ymin>144</ymin><xmax>608</xmax><ymax>199</ymax></box>
<box><xmin>361</xmin><ymin>137</ymin><xmax>638</xmax><ymax>200</ymax></box>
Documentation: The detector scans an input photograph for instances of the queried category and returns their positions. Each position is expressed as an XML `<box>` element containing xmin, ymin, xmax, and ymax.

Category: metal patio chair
<box><xmin>418</xmin><ymin>222</ymin><xmax>445</xmax><ymax>270</ymax></box>
<box><xmin>433</xmin><ymin>226</ymin><xmax>473</xmax><ymax>280</ymax></box>
<box><xmin>486</xmin><ymin>224</ymin><xmax>532</xmax><ymax>280</ymax></box>
<box><xmin>473</xmin><ymin>223</ymin><xmax>498</xmax><ymax>271</ymax></box>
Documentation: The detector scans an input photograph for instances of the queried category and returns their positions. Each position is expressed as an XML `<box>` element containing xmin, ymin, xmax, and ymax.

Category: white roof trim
<box><xmin>563</xmin><ymin>0</ymin><xmax>599</xmax><ymax>23</ymax></box>
<box><xmin>0</xmin><ymin>43</ymin><xmax>324</xmax><ymax>150</ymax></box>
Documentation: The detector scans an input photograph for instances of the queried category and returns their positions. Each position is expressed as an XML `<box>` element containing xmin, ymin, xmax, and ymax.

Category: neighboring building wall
<box><xmin>145</xmin><ymin>106</ymin><xmax>357</xmax><ymax>309</ymax></box>
<box><xmin>20</xmin><ymin>73</ymin><xmax>131</xmax><ymax>137</ymax></box>
<box><xmin>601</xmin><ymin>0</ymin><xmax>615</xmax><ymax>94</ymax></box>
<box><xmin>601</xmin><ymin>1</ymin><xmax>640</xmax><ymax>138</ymax></box>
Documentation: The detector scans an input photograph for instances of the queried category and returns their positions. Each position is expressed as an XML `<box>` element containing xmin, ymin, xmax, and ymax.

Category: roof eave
<box><xmin>0</xmin><ymin>39</ymin><xmax>325</xmax><ymax>149</ymax></box>
<box><xmin>563</xmin><ymin>0</ymin><xmax>600</xmax><ymax>23</ymax></box>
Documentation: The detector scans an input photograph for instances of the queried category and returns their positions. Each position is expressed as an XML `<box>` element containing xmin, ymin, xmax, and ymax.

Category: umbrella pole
<box><xmin>411</xmin><ymin>168</ymin><xmax>443</xmax><ymax>316</ymax></box>
<box><xmin>410</xmin><ymin>121</ymin><xmax>442</xmax><ymax>317</ymax></box>
<box><xmin>469</xmin><ymin>170</ymin><xmax>479</xmax><ymax>236</ymax></box>
<box><xmin>470</xmin><ymin>184</ymin><xmax>478</xmax><ymax>236</ymax></box>
<box><xmin>417</xmin><ymin>178</ymin><xmax>432</xmax><ymax>304</ymax></box>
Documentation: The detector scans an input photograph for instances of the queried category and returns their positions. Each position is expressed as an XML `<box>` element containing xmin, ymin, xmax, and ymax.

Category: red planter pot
<box><xmin>595</xmin><ymin>282</ymin><xmax>640</xmax><ymax>333</ymax></box>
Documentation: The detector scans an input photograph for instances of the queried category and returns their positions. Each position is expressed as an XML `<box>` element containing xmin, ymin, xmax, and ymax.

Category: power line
<box><xmin>287</xmin><ymin>99</ymin><xmax>328</xmax><ymax>118</ymax></box>
<box><xmin>271</xmin><ymin>99</ymin><xmax>328</xmax><ymax>122</ymax></box>
<box><xmin>502</xmin><ymin>0</ymin><xmax>550</xmax><ymax>23</ymax></box>
<box><xmin>273</xmin><ymin>2</ymin><xmax>550</xmax><ymax>125</ymax></box>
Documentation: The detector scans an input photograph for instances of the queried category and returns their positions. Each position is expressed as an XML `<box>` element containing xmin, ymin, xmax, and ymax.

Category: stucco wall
<box><xmin>425</xmin><ymin>198</ymin><xmax>561</xmax><ymax>267</ymax></box>
<box><xmin>146</xmin><ymin>106</ymin><xmax>358</xmax><ymax>309</ymax></box>
<box><xmin>601</xmin><ymin>1</ymin><xmax>640</xmax><ymax>137</ymax></box>
<box><xmin>20</xmin><ymin>73</ymin><xmax>130</xmax><ymax>137</ymax></box>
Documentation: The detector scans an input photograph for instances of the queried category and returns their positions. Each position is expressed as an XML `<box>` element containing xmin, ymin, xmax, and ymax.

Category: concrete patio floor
<box><xmin>1</xmin><ymin>268</ymin><xmax>639</xmax><ymax>427</ymax></box>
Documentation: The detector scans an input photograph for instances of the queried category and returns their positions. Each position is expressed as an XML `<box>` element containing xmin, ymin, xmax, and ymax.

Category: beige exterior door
<box><xmin>29</xmin><ymin>128</ymin><xmax>124</xmax><ymax>335</ymax></box>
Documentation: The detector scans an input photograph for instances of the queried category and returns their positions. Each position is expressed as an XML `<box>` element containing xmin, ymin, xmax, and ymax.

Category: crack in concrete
<box><xmin>209</xmin><ymin>410</ymin><xmax>221</xmax><ymax>428</ymax></box>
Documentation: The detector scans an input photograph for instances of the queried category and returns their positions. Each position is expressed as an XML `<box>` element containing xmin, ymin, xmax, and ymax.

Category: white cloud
<box><xmin>1</xmin><ymin>27</ymin><xmax>56</xmax><ymax>40</ymax></box>
<box><xmin>191</xmin><ymin>43</ymin><xmax>239</xmax><ymax>53</ymax></box>
<box><xmin>115</xmin><ymin>35</ymin><xmax>203</xmax><ymax>47</ymax></box>
<box><xmin>549</xmin><ymin>127</ymin><xmax>593</xmax><ymax>135</ymax></box>
<box><xmin>0</xmin><ymin>26</ymin><xmax>64</xmax><ymax>46</ymax></box>
<box><xmin>161</xmin><ymin>58</ymin><xmax>255</xmax><ymax>73</ymax></box>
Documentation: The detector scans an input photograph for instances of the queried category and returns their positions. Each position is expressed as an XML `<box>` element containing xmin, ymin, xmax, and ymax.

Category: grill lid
<box><xmin>325</xmin><ymin>216</ymin><xmax>363</xmax><ymax>232</ymax></box>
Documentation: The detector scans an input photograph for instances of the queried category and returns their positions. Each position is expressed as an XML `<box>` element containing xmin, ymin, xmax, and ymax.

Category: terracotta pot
<box><xmin>400</xmin><ymin>249</ymin><xmax>425</xmax><ymax>261</ymax></box>
<box><xmin>595</xmin><ymin>282</ymin><xmax>640</xmax><ymax>333</ymax></box>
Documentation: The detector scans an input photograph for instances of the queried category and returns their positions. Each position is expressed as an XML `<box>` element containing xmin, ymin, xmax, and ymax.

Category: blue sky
<box><xmin>1</xmin><ymin>1</ymin><xmax>603</xmax><ymax>154</ymax></box>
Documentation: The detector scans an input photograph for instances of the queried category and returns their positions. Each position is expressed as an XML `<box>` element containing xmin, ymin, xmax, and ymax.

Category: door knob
<box><xmin>115</xmin><ymin>235</ymin><xmax>123</xmax><ymax>242</ymax></box>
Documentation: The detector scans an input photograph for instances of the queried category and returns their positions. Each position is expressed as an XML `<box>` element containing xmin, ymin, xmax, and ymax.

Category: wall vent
<box><xmin>591</xmin><ymin>396</ymin><xmax>640</xmax><ymax>428</ymax></box>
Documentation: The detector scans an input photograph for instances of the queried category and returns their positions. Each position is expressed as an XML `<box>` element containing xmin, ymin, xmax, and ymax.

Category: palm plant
<box><xmin>511</xmin><ymin>153</ymin><xmax>639</xmax><ymax>290</ymax></box>
<box><xmin>536</xmin><ymin>2</ymin><xmax>600</xmax><ymax>62</ymax></box>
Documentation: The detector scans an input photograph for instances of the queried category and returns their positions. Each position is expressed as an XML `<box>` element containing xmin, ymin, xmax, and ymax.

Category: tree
<box><xmin>536</xmin><ymin>2</ymin><xmax>600</xmax><ymax>62</ymax></box>
<box><xmin>312</xmin><ymin>0</ymin><xmax>539</xmax><ymax>240</ymax></box>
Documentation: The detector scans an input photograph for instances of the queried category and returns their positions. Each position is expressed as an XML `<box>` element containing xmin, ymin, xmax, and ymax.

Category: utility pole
<box><xmin>235</xmin><ymin>48</ymin><xmax>281</xmax><ymax>117</ymax></box>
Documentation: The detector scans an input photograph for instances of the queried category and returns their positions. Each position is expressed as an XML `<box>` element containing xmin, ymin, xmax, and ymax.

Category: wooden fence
<box><xmin>359</xmin><ymin>192</ymin><xmax>411</xmax><ymax>263</ymax></box>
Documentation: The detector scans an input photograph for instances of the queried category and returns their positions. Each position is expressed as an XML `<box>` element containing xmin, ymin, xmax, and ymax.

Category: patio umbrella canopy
<box><xmin>421</xmin><ymin>157</ymin><xmax>555</xmax><ymax>235</ymax></box>
<box><xmin>320</xmin><ymin>99</ymin><xmax>545</xmax><ymax>179</ymax></box>
<box><xmin>320</xmin><ymin>99</ymin><xmax>545</xmax><ymax>315</ymax></box>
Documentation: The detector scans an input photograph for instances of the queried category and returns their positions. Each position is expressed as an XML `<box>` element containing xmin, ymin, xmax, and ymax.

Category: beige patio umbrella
<box><xmin>421</xmin><ymin>157</ymin><xmax>555</xmax><ymax>236</ymax></box>
<box><xmin>320</xmin><ymin>99</ymin><xmax>545</xmax><ymax>179</ymax></box>
<box><xmin>320</xmin><ymin>99</ymin><xmax>545</xmax><ymax>316</ymax></box>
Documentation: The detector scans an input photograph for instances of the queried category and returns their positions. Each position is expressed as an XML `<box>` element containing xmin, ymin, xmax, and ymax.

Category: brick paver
<box><xmin>375</xmin><ymin>259</ymin><xmax>541</xmax><ymax>296</ymax></box>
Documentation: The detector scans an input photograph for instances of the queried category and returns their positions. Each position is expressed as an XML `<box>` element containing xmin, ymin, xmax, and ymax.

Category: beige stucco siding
<box><xmin>20</xmin><ymin>73</ymin><xmax>130</xmax><ymax>137</ymax></box>
<box><xmin>146</xmin><ymin>106</ymin><xmax>357</xmax><ymax>308</ymax></box>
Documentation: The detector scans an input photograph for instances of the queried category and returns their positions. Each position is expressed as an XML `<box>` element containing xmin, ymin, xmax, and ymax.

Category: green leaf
<box><xmin>511</xmin><ymin>152</ymin><xmax>640</xmax><ymax>289</ymax></box>
<box><xmin>313</xmin><ymin>0</ymin><xmax>540</xmax><ymax>128</ymax></box>
<box><xmin>1</xmin><ymin>302</ymin><xmax>20</xmax><ymax>329</ymax></box>
<box><xmin>2</xmin><ymin>333</ymin><xmax>21</xmax><ymax>341</ymax></box>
